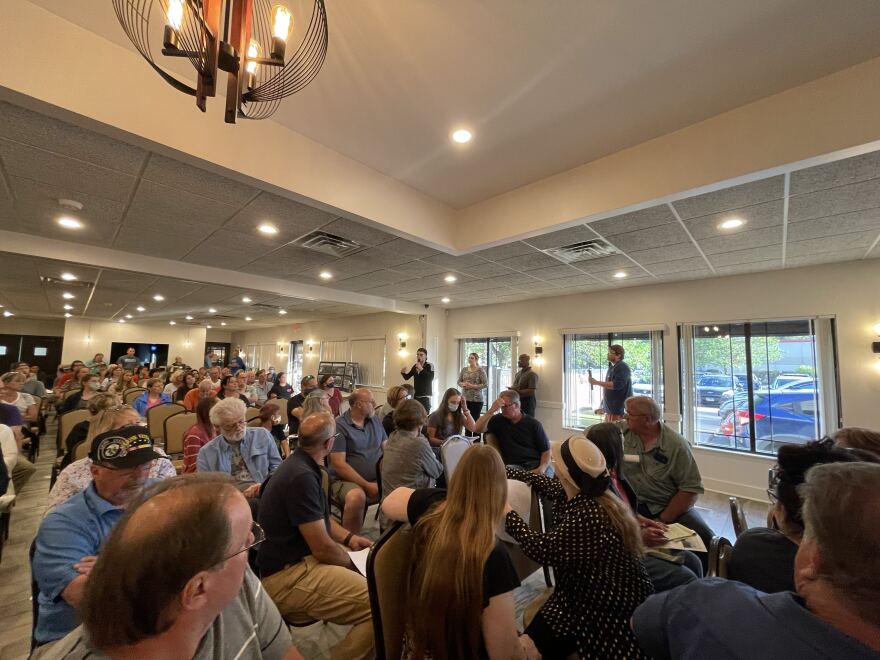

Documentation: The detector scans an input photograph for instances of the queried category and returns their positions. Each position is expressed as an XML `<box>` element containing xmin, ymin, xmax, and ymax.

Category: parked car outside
<box><xmin>718</xmin><ymin>378</ymin><xmax>817</xmax><ymax>417</ymax></box>
<box><xmin>772</xmin><ymin>373</ymin><xmax>814</xmax><ymax>390</ymax></box>
<box><xmin>714</xmin><ymin>390</ymin><xmax>819</xmax><ymax>452</ymax></box>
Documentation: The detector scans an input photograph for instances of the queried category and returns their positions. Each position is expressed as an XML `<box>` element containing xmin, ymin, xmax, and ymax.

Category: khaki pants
<box><xmin>12</xmin><ymin>456</ymin><xmax>35</xmax><ymax>494</ymax></box>
<box><xmin>262</xmin><ymin>555</ymin><xmax>374</xmax><ymax>660</ymax></box>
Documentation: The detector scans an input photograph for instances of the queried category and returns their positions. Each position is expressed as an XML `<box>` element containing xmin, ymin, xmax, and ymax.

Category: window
<box><xmin>458</xmin><ymin>337</ymin><xmax>514</xmax><ymax>405</ymax></box>
<box><xmin>320</xmin><ymin>339</ymin><xmax>348</xmax><ymax>362</ymax></box>
<box><xmin>680</xmin><ymin>318</ymin><xmax>838</xmax><ymax>455</ymax></box>
<box><xmin>349</xmin><ymin>338</ymin><xmax>386</xmax><ymax>387</ymax></box>
<box><xmin>33</xmin><ymin>347</ymin><xmax>47</xmax><ymax>356</ymax></box>
<box><xmin>563</xmin><ymin>330</ymin><xmax>664</xmax><ymax>429</ymax></box>
<box><xmin>288</xmin><ymin>341</ymin><xmax>303</xmax><ymax>386</ymax></box>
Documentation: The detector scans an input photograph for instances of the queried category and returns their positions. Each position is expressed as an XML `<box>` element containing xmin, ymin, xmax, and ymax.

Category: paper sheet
<box><xmin>348</xmin><ymin>548</ymin><xmax>370</xmax><ymax>576</ymax></box>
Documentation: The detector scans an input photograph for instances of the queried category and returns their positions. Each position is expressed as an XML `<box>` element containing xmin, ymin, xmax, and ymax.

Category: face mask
<box><xmin>448</xmin><ymin>403</ymin><xmax>459</xmax><ymax>412</ymax></box>
<box><xmin>303</xmin><ymin>387</ymin><xmax>316</xmax><ymax>395</ymax></box>
<box><xmin>88</xmin><ymin>381</ymin><xmax>100</xmax><ymax>391</ymax></box>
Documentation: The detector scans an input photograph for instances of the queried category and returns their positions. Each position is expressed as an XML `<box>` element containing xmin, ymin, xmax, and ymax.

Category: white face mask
<box><xmin>88</xmin><ymin>381</ymin><xmax>100</xmax><ymax>391</ymax></box>
<box><xmin>448</xmin><ymin>403</ymin><xmax>459</xmax><ymax>412</ymax></box>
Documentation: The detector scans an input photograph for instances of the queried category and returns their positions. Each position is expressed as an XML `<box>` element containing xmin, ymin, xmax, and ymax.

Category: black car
<box><xmin>695</xmin><ymin>374</ymin><xmax>740</xmax><ymax>407</ymax></box>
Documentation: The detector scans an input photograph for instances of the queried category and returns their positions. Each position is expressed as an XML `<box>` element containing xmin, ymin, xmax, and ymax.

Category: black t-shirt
<box><xmin>407</xmin><ymin>488</ymin><xmax>520</xmax><ymax>607</ymax></box>
<box><xmin>257</xmin><ymin>448</ymin><xmax>330</xmax><ymax>577</ymax></box>
<box><xmin>287</xmin><ymin>393</ymin><xmax>306</xmax><ymax>434</ymax></box>
<box><xmin>485</xmin><ymin>414</ymin><xmax>550</xmax><ymax>470</ymax></box>
<box><xmin>403</xmin><ymin>363</ymin><xmax>434</xmax><ymax>397</ymax></box>
<box><xmin>270</xmin><ymin>383</ymin><xmax>294</xmax><ymax>399</ymax></box>
<box><xmin>728</xmin><ymin>527</ymin><xmax>798</xmax><ymax>594</ymax></box>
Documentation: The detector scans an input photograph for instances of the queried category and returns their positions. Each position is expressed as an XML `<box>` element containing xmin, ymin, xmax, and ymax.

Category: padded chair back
<box><xmin>245</xmin><ymin>407</ymin><xmax>262</xmax><ymax>422</ymax></box>
<box><xmin>147</xmin><ymin>403</ymin><xmax>185</xmax><ymax>443</ymax></box>
<box><xmin>58</xmin><ymin>409</ymin><xmax>90</xmax><ymax>454</ymax></box>
<box><xmin>60</xmin><ymin>387</ymin><xmax>81</xmax><ymax>401</ymax></box>
<box><xmin>440</xmin><ymin>435</ymin><xmax>472</xmax><ymax>482</ymax></box>
<box><xmin>123</xmin><ymin>388</ymin><xmax>146</xmax><ymax>405</ymax></box>
<box><xmin>247</xmin><ymin>417</ymin><xmax>262</xmax><ymax>428</ymax></box>
<box><xmin>484</xmin><ymin>432</ymin><xmax>500</xmax><ymax>453</ymax></box>
<box><xmin>74</xmin><ymin>439</ymin><xmax>91</xmax><ymax>461</ymax></box>
<box><xmin>707</xmin><ymin>536</ymin><xmax>734</xmax><ymax>578</ymax></box>
<box><xmin>163</xmin><ymin>411</ymin><xmax>198</xmax><ymax>456</ymax></box>
<box><xmin>367</xmin><ymin>522</ymin><xmax>414</xmax><ymax>660</ymax></box>
<box><xmin>729</xmin><ymin>496</ymin><xmax>748</xmax><ymax>538</ymax></box>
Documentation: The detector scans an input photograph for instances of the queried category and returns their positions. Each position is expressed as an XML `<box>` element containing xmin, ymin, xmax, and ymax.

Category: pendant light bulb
<box><xmin>167</xmin><ymin>0</ymin><xmax>184</xmax><ymax>30</ymax></box>
<box><xmin>272</xmin><ymin>5</ymin><xmax>293</xmax><ymax>40</ymax></box>
<box><xmin>246</xmin><ymin>39</ymin><xmax>261</xmax><ymax>75</ymax></box>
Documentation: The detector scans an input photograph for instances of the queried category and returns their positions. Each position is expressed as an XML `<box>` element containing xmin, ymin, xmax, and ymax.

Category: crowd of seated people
<box><xmin>14</xmin><ymin>344</ymin><xmax>880</xmax><ymax>660</ymax></box>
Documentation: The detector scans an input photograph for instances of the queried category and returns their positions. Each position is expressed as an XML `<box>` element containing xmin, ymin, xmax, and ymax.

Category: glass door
<box><xmin>460</xmin><ymin>337</ymin><xmax>513</xmax><ymax>405</ymax></box>
<box><xmin>288</xmin><ymin>341</ymin><xmax>303</xmax><ymax>388</ymax></box>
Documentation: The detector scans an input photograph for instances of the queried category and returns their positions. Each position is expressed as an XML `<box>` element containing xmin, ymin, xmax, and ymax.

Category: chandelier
<box><xmin>112</xmin><ymin>0</ymin><xmax>328</xmax><ymax>123</ymax></box>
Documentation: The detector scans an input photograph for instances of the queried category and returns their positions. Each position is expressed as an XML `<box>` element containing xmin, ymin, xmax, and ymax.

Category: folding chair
<box><xmin>440</xmin><ymin>435</ymin><xmax>472</xmax><ymax>483</ymax></box>
<box><xmin>729</xmin><ymin>496</ymin><xmax>748</xmax><ymax>538</ymax></box>
<box><xmin>366</xmin><ymin>522</ymin><xmax>414</xmax><ymax>660</ymax></box>
<box><xmin>707</xmin><ymin>536</ymin><xmax>734</xmax><ymax>578</ymax></box>
<box><xmin>163</xmin><ymin>411</ymin><xmax>197</xmax><ymax>473</ymax></box>
<box><xmin>123</xmin><ymin>388</ymin><xmax>146</xmax><ymax>405</ymax></box>
<box><xmin>146</xmin><ymin>403</ymin><xmax>185</xmax><ymax>444</ymax></box>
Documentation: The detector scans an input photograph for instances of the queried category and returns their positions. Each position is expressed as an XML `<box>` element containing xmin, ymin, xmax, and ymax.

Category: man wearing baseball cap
<box><xmin>32</xmin><ymin>426</ymin><xmax>161</xmax><ymax>649</ymax></box>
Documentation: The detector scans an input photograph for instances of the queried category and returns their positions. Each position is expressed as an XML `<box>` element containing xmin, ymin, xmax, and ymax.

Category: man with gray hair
<box><xmin>633</xmin><ymin>462</ymin><xmax>880</xmax><ymax>658</ymax></box>
<box><xmin>473</xmin><ymin>389</ymin><xmax>551</xmax><ymax>474</ymax></box>
<box><xmin>619</xmin><ymin>395</ymin><xmax>714</xmax><ymax>556</ymax></box>
<box><xmin>258</xmin><ymin>412</ymin><xmax>374</xmax><ymax>659</ymax></box>
<box><xmin>197</xmin><ymin>398</ymin><xmax>281</xmax><ymax>511</ymax></box>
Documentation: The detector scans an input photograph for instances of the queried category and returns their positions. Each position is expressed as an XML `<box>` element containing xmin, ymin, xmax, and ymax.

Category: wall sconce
<box><xmin>306</xmin><ymin>340</ymin><xmax>317</xmax><ymax>357</ymax></box>
<box><xmin>533</xmin><ymin>335</ymin><xmax>544</xmax><ymax>366</ymax></box>
<box><xmin>277</xmin><ymin>342</ymin><xmax>286</xmax><ymax>355</ymax></box>
<box><xmin>397</xmin><ymin>332</ymin><xmax>408</xmax><ymax>357</ymax></box>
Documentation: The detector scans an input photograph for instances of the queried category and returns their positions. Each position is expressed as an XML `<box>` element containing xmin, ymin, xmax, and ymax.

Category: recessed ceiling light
<box><xmin>60</xmin><ymin>272</ymin><xmax>76</xmax><ymax>281</ymax></box>
<box><xmin>719</xmin><ymin>218</ymin><xmax>745</xmax><ymax>230</ymax></box>
<box><xmin>451</xmin><ymin>128</ymin><xmax>473</xmax><ymax>144</ymax></box>
<box><xmin>63</xmin><ymin>304</ymin><xmax>73</xmax><ymax>310</ymax></box>
<box><xmin>278</xmin><ymin>309</ymin><xmax>287</xmax><ymax>315</ymax></box>
<box><xmin>57</xmin><ymin>216</ymin><xmax>83</xmax><ymax>229</ymax></box>
<box><xmin>118</xmin><ymin>319</ymin><xmax>126</xmax><ymax>323</ymax></box>
<box><xmin>245</xmin><ymin>316</ymin><xmax>252</xmax><ymax>321</ymax></box>
<box><xmin>319</xmin><ymin>271</ymin><xmax>333</xmax><ymax>280</ymax></box>
<box><xmin>153</xmin><ymin>294</ymin><xmax>164</xmax><ymax>301</ymax></box>
<box><xmin>125</xmin><ymin>314</ymin><xmax>133</xmax><ymax>319</ymax></box>
<box><xmin>64</xmin><ymin>312</ymin><xmax>72</xmax><ymax>318</ymax></box>
<box><xmin>136</xmin><ymin>306</ymin><xmax>145</xmax><ymax>312</ymax></box>
<box><xmin>169</xmin><ymin>321</ymin><xmax>176</xmax><ymax>325</ymax></box>
<box><xmin>185</xmin><ymin>315</ymin><xmax>194</xmax><ymax>320</ymax></box>
<box><xmin>206</xmin><ymin>324</ymin><xmax>212</xmax><ymax>329</ymax></box>
<box><xmin>62</xmin><ymin>292</ymin><xmax>75</xmax><ymax>300</ymax></box>
<box><xmin>257</xmin><ymin>223</ymin><xmax>278</xmax><ymax>235</ymax></box>
<box><xmin>220</xmin><ymin>322</ymin><xmax>227</xmax><ymax>326</ymax></box>
<box><xmin>2</xmin><ymin>311</ymin><xmax>12</xmax><ymax>317</ymax></box>
<box><xmin>242</xmin><ymin>296</ymin><xmax>252</xmax><ymax>303</ymax></box>
<box><xmin>441</xmin><ymin>297</ymin><xmax>451</xmax><ymax>303</ymax></box>
<box><xmin>444</xmin><ymin>274</ymin><xmax>457</xmax><ymax>283</ymax></box>
<box><xmin>613</xmin><ymin>271</ymin><xmax>628</xmax><ymax>279</ymax></box>
<box><xmin>208</xmin><ymin>307</ymin><xmax>217</xmax><ymax>313</ymax></box>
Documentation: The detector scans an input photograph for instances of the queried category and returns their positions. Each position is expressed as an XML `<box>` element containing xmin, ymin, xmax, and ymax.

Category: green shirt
<box><xmin>620</xmin><ymin>422</ymin><xmax>704</xmax><ymax>516</ymax></box>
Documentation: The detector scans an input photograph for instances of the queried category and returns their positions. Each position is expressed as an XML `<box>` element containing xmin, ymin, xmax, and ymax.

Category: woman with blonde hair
<box><xmin>108</xmin><ymin>370</ymin><xmax>135</xmax><ymax>395</ymax></box>
<box><xmin>291</xmin><ymin>389</ymin><xmax>331</xmax><ymax>421</ymax></box>
<box><xmin>382</xmin><ymin>384</ymin><xmax>411</xmax><ymax>435</ymax></box>
<box><xmin>382</xmin><ymin>444</ymin><xmax>532</xmax><ymax>659</ymax></box>
<box><xmin>504</xmin><ymin>435</ymin><xmax>652</xmax><ymax>658</ymax></box>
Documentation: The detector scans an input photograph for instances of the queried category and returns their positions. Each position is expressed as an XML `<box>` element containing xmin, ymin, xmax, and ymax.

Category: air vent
<box><xmin>543</xmin><ymin>239</ymin><xmax>619</xmax><ymax>264</ymax></box>
<box><xmin>252</xmin><ymin>303</ymin><xmax>281</xmax><ymax>311</ymax></box>
<box><xmin>40</xmin><ymin>276</ymin><xmax>94</xmax><ymax>289</ymax></box>
<box><xmin>294</xmin><ymin>231</ymin><xmax>363</xmax><ymax>258</ymax></box>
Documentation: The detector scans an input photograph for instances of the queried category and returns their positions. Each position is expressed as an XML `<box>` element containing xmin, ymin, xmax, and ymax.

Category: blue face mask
<box><xmin>448</xmin><ymin>403</ymin><xmax>459</xmax><ymax>412</ymax></box>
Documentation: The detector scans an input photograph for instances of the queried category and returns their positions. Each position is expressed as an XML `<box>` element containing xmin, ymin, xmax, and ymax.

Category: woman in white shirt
<box><xmin>0</xmin><ymin>371</ymin><xmax>37</xmax><ymax>422</ymax></box>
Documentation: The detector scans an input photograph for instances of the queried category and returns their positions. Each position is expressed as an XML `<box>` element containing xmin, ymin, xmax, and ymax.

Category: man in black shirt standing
<box><xmin>400</xmin><ymin>347</ymin><xmax>434</xmax><ymax>412</ymax></box>
<box><xmin>257</xmin><ymin>412</ymin><xmax>374</xmax><ymax>660</ymax></box>
<box><xmin>589</xmin><ymin>344</ymin><xmax>633</xmax><ymax>422</ymax></box>
<box><xmin>510</xmin><ymin>354</ymin><xmax>539</xmax><ymax>417</ymax></box>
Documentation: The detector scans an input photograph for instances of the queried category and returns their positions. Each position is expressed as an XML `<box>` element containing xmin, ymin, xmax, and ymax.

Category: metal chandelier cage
<box><xmin>111</xmin><ymin>0</ymin><xmax>328</xmax><ymax>122</ymax></box>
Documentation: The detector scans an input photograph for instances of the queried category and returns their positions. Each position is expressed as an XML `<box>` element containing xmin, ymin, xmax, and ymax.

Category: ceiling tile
<box><xmin>378</xmin><ymin>237</ymin><xmax>440</xmax><ymax>260</ymax></box>
<box><xmin>708</xmin><ymin>245</ymin><xmax>782</xmax><ymax>267</ymax></box>
<box><xmin>244</xmin><ymin>245</ymin><xmax>337</xmax><ymax>275</ymax></box>
<box><xmin>0</xmin><ymin>139</ymin><xmax>137</xmax><ymax>203</ymax></box>
<box><xmin>123</xmin><ymin>180</ymin><xmax>239</xmax><ymax>237</ymax></box>
<box><xmin>786</xmin><ymin>231</ymin><xmax>877</xmax><ymax>258</ymax></box>
<box><xmin>112</xmin><ymin>225</ymin><xmax>202</xmax><ymax>259</ymax></box>
<box><xmin>185</xmin><ymin>229</ymin><xmax>281</xmax><ymax>269</ymax></box>
<box><xmin>223</xmin><ymin>192</ymin><xmax>337</xmax><ymax>240</ymax></box>
<box><xmin>697</xmin><ymin>226</ymin><xmax>783</xmax><ymax>255</ymax></box>
<box><xmin>454</xmin><ymin>261</ymin><xmax>518</xmax><ymax>278</ymax></box>
<box><xmin>522</xmin><ymin>224</ymin><xmax>597</xmax><ymax>250</ymax></box>
<box><xmin>648</xmin><ymin>257</ymin><xmax>711</xmax><ymax>275</ymax></box>
<box><xmin>570</xmin><ymin>254</ymin><xmax>633</xmax><ymax>273</ymax></box>
<box><xmin>788</xmin><ymin>178</ymin><xmax>880</xmax><ymax>223</ymax></box>
<box><xmin>714</xmin><ymin>260</ymin><xmax>782</xmax><ymax>276</ymax></box>
<box><xmin>671</xmin><ymin>176</ymin><xmax>784</xmax><ymax>219</ymax></box>
<box><xmin>653</xmin><ymin>268</ymin><xmax>714</xmax><ymax>282</ymax></box>
<box><xmin>0</xmin><ymin>101</ymin><xmax>148</xmax><ymax>175</ymax></box>
<box><xmin>605</xmin><ymin>222</ymin><xmax>691</xmax><ymax>251</ymax></box>
<box><xmin>420</xmin><ymin>252</ymin><xmax>489</xmax><ymax>270</ymax></box>
<box><xmin>684</xmin><ymin>200</ymin><xmax>784</xmax><ymax>240</ymax></box>
<box><xmin>388</xmin><ymin>260</ymin><xmax>446</xmax><ymax>277</ymax></box>
<box><xmin>588</xmin><ymin>205</ymin><xmax>676</xmax><ymax>236</ymax></box>
<box><xmin>354</xmin><ymin>245</ymin><xmax>417</xmax><ymax>268</ymax></box>
<box><xmin>555</xmin><ymin>274</ymin><xmax>603</xmax><ymax>288</ymax></box>
<box><xmin>142</xmin><ymin>154</ymin><xmax>257</xmax><ymax>207</ymax></box>
<box><xmin>790</xmin><ymin>150</ymin><xmax>880</xmax><ymax>196</ymax></box>
<box><xmin>526</xmin><ymin>264</ymin><xmax>583</xmax><ymax>280</ymax></box>
<box><xmin>319</xmin><ymin>217</ymin><xmax>397</xmax><ymax>247</ymax></box>
<box><xmin>496</xmin><ymin>251</ymin><xmax>562</xmax><ymax>271</ymax></box>
<box><xmin>625</xmin><ymin>242</ymin><xmax>701</xmax><ymax>265</ymax></box>
<box><xmin>786</xmin><ymin>248</ymin><xmax>867</xmax><ymax>267</ymax></box>
<box><xmin>590</xmin><ymin>269</ymin><xmax>653</xmax><ymax>285</ymax></box>
<box><xmin>786</xmin><ymin>210</ymin><xmax>880</xmax><ymax>243</ymax></box>
<box><xmin>472</xmin><ymin>241</ymin><xmax>538</xmax><ymax>261</ymax></box>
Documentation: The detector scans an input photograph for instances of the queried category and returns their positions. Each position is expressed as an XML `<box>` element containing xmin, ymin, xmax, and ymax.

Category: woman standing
<box><xmin>132</xmin><ymin>378</ymin><xmax>172</xmax><ymax>416</ymax></box>
<box><xmin>425</xmin><ymin>388</ymin><xmax>477</xmax><ymax>447</ymax></box>
<box><xmin>457</xmin><ymin>352</ymin><xmax>488</xmax><ymax>432</ymax></box>
<box><xmin>505</xmin><ymin>436</ymin><xmax>652</xmax><ymax>659</ymax></box>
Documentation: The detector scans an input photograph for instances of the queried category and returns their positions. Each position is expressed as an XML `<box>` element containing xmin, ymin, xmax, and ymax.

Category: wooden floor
<box><xmin>0</xmin><ymin>421</ymin><xmax>770</xmax><ymax>660</ymax></box>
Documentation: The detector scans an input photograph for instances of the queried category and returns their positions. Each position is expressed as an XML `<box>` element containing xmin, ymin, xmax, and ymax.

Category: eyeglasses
<box><xmin>220</xmin><ymin>420</ymin><xmax>247</xmax><ymax>431</ymax></box>
<box><xmin>223</xmin><ymin>521</ymin><xmax>266</xmax><ymax>561</ymax></box>
<box><xmin>623</xmin><ymin>412</ymin><xmax>648</xmax><ymax>419</ymax></box>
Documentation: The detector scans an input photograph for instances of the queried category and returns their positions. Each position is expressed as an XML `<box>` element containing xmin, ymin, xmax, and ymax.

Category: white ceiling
<box><xmin>1</xmin><ymin>98</ymin><xmax>879</xmax><ymax>323</ymax></box>
<box><xmin>28</xmin><ymin>0</ymin><xmax>880</xmax><ymax>207</ymax></box>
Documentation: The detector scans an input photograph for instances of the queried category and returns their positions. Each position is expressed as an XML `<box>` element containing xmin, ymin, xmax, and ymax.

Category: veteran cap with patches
<box><xmin>89</xmin><ymin>425</ymin><xmax>161</xmax><ymax>468</ymax></box>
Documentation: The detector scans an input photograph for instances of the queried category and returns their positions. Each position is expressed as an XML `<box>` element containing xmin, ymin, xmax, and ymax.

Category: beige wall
<box><xmin>61</xmin><ymin>319</ymin><xmax>207</xmax><ymax>368</ymax></box>
<box><xmin>436</xmin><ymin>259</ymin><xmax>880</xmax><ymax>501</ymax></box>
<box><xmin>0</xmin><ymin>317</ymin><xmax>65</xmax><ymax>336</ymax></box>
<box><xmin>231</xmin><ymin>312</ymin><xmax>423</xmax><ymax>393</ymax></box>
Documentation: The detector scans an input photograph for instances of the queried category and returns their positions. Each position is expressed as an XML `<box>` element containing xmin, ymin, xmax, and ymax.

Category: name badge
<box><xmin>623</xmin><ymin>453</ymin><xmax>640</xmax><ymax>463</ymax></box>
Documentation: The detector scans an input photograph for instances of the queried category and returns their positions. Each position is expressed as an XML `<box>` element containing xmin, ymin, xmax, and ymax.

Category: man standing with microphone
<box><xmin>589</xmin><ymin>344</ymin><xmax>633</xmax><ymax>422</ymax></box>
<box><xmin>400</xmin><ymin>348</ymin><xmax>434</xmax><ymax>412</ymax></box>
